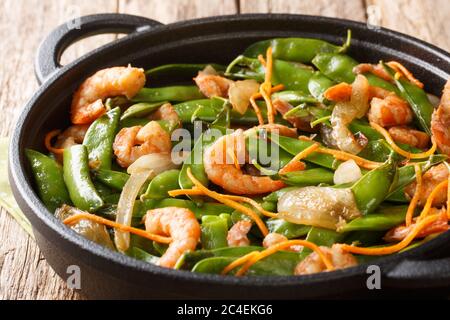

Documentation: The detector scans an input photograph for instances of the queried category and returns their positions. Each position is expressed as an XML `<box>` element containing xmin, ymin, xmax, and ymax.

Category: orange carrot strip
<box><xmin>63</xmin><ymin>213</ymin><xmax>172</xmax><ymax>244</ymax></box>
<box><xmin>221</xmin><ymin>251</ymin><xmax>260</xmax><ymax>275</ymax></box>
<box><xmin>45</xmin><ymin>130</ymin><xmax>64</xmax><ymax>155</ymax></box>
<box><xmin>405</xmin><ymin>164</ymin><xmax>422</xmax><ymax>227</ymax></box>
<box><xmin>387</xmin><ymin>61</ymin><xmax>424</xmax><ymax>88</ymax></box>
<box><xmin>280</xmin><ymin>143</ymin><xmax>320</xmax><ymax>174</ymax></box>
<box><xmin>316</xmin><ymin>147</ymin><xmax>383</xmax><ymax>170</ymax></box>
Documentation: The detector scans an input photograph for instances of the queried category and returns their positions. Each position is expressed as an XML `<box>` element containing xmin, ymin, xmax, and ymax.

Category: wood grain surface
<box><xmin>0</xmin><ymin>0</ymin><xmax>448</xmax><ymax>300</ymax></box>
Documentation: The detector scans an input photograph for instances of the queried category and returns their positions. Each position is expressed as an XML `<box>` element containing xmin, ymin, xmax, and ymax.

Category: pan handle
<box><xmin>35</xmin><ymin>13</ymin><xmax>163</xmax><ymax>84</ymax></box>
<box><xmin>385</xmin><ymin>257</ymin><xmax>450</xmax><ymax>288</ymax></box>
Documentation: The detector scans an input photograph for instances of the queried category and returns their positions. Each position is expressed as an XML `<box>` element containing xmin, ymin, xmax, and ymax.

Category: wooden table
<box><xmin>0</xmin><ymin>0</ymin><xmax>449</xmax><ymax>300</ymax></box>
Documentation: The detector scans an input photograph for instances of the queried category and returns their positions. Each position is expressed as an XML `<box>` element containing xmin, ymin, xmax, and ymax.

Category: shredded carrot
<box><xmin>387</xmin><ymin>61</ymin><xmax>424</xmax><ymax>88</ymax></box>
<box><xmin>185</xmin><ymin>168</ymin><xmax>269</xmax><ymax>236</ymax></box>
<box><xmin>418</xmin><ymin>180</ymin><xmax>448</xmax><ymax>221</ymax></box>
<box><xmin>257</xmin><ymin>54</ymin><xmax>267</xmax><ymax>67</ymax></box>
<box><xmin>226</xmin><ymin>148</ymin><xmax>241</xmax><ymax>171</ymax></box>
<box><xmin>45</xmin><ymin>130</ymin><xmax>65</xmax><ymax>155</ymax></box>
<box><xmin>317</xmin><ymin>147</ymin><xmax>382</xmax><ymax>170</ymax></box>
<box><xmin>221</xmin><ymin>251</ymin><xmax>260</xmax><ymax>275</ymax></box>
<box><xmin>250</xmin><ymin>84</ymin><xmax>285</xmax><ymax>126</ymax></box>
<box><xmin>280</xmin><ymin>143</ymin><xmax>320</xmax><ymax>174</ymax></box>
<box><xmin>168</xmin><ymin>188</ymin><xmax>278</xmax><ymax>219</ymax></box>
<box><xmin>370</xmin><ymin>122</ymin><xmax>437</xmax><ymax>159</ymax></box>
<box><xmin>260</xmin><ymin>47</ymin><xmax>275</xmax><ymax>124</ymax></box>
<box><xmin>405</xmin><ymin>164</ymin><xmax>422</xmax><ymax>227</ymax></box>
<box><xmin>63</xmin><ymin>212</ymin><xmax>172</xmax><ymax>244</ymax></box>
<box><xmin>230</xmin><ymin>240</ymin><xmax>334</xmax><ymax>276</ymax></box>
<box><xmin>341</xmin><ymin>213</ymin><xmax>441</xmax><ymax>255</ymax></box>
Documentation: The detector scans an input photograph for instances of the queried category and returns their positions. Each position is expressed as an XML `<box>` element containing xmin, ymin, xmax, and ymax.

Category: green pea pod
<box><xmin>381</xmin><ymin>62</ymin><xmax>434</xmax><ymax>134</ymax></box>
<box><xmin>93</xmin><ymin>169</ymin><xmax>130</xmax><ymax>191</ymax></box>
<box><xmin>261</xmin><ymin>201</ymin><xmax>277</xmax><ymax>212</ymax></box>
<box><xmin>119</xmin><ymin>117</ymin><xmax>150</xmax><ymax>128</ymax></box>
<box><xmin>266</xmin><ymin>219</ymin><xmax>311</xmax><ymax>239</ymax></box>
<box><xmin>93</xmin><ymin>181</ymin><xmax>114</xmax><ymax>198</ymax></box>
<box><xmin>281</xmin><ymin>168</ymin><xmax>334</xmax><ymax>186</ymax></box>
<box><xmin>338</xmin><ymin>205</ymin><xmax>408</xmax><ymax>232</ymax></box>
<box><xmin>192</xmin><ymin>250</ymin><xmax>303</xmax><ymax>275</ymax></box>
<box><xmin>179</xmin><ymin>128</ymin><xmax>225</xmax><ymax>191</ymax></box>
<box><xmin>120</xmin><ymin>101</ymin><xmax>167</xmax><ymax>120</ymax></box>
<box><xmin>246</xmin><ymin>132</ymin><xmax>292</xmax><ymax>171</ymax></box>
<box><xmin>102</xmin><ymin>193</ymin><xmax>121</xmax><ymax>205</ymax></box>
<box><xmin>271</xmin><ymin>91</ymin><xmax>318</xmax><ymax>105</ymax></box>
<box><xmin>270</xmin><ymin>133</ymin><xmax>337</xmax><ymax>169</ymax></box>
<box><xmin>308</xmin><ymin>72</ymin><xmax>336</xmax><ymax>102</ymax></box>
<box><xmin>145</xmin><ymin>63</ymin><xmax>226</xmax><ymax>79</ymax></box>
<box><xmin>25</xmin><ymin>149</ymin><xmax>72</xmax><ymax>212</ymax></box>
<box><xmin>132</xmin><ymin>86</ymin><xmax>204</xmax><ymax>103</ymax></box>
<box><xmin>175</xmin><ymin>246</ymin><xmax>261</xmax><ymax>270</ymax></box>
<box><xmin>344</xmin><ymin>231</ymin><xmax>385</xmax><ymax>247</ymax></box>
<box><xmin>63</xmin><ymin>145</ymin><xmax>104</xmax><ymax>212</ymax></box>
<box><xmin>201</xmin><ymin>215</ymin><xmax>229</xmax><ymax>250</ymax></box>
<box><xmin>312</xmin><ymin>53</ymin><xmax>399</xmax><ymax>94</ymax></box>
<box><xmin>357</xmin><ymin>140</ymin><xmax>396</xmax><ymax>163</ymax></box>
<box><xmin>83</xmin><ymin>107</ymin><xmax>121</xmax><ymax>170</ymax></box>
<box><xmin>386</xmin><ymin>155</ymin><xmax>446</xmax><ymax>202</ymax></box>
<box><xmin>127</xmin><ymin>247</ymin><xmax>159</xmax><ymax>265</ymax></box>
<box><xmin>243</xmin><ymin>31</ymin><xmax>351</xmax><ymax>63</ymax></box>
<box><xmin>305</xmin><ymin>227</ymin><xmax>346</xmax><ymax>248</ymax></box>
<box><xmin>226</xmin><ymin>56</ymin><xmax>314</xmax><ymax>92</ymax></box>
<box><xmin>348</xmin><ymin>119</ymin><xmax>383</xmax><ymax>141</ymax></box>
<box><xmin>351</xmin><ymin>158</ymin><xmax>396</xmax><ymax>215</ymax></box>
<box><xmin>263</xmin><ymin>186</ymin><xmax>299</xmax><ymax>203</ymax></box>
<box><xmin>141</xmin><ymin>169</ymin><xmax>181</xmax><ymax>200</ymax></box>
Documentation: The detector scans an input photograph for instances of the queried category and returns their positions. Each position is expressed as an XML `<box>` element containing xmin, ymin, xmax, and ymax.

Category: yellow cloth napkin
<box><xmin>0</xmin><ymin>138</ymin><xmax>34</xmax><ymax>237</ymax></box>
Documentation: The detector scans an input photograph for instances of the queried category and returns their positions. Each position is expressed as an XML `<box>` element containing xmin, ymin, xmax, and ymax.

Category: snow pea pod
<box><xmin>120</xmin><ymin>101</ymin><xmax>167</xmax><ymax>120</ymax></box>
<box><xmin>243</xmin><ymin>32</ymin><xmax>350</xmax><ymax>63</ymax></box>
<box><xmin>132</xmin><ymin>86</ymin><xmax>204</xmax><ymax>103</ymax></box>
<box><xmin>305</xmin><ymin>227</ymin><xmax>346</xmax><ymax>248</ymax></box>
<box><xmin>348</xmin><ymin>119</ymin><xmax>382</xmax><ymax>141</ymax></box>
<box><xmin>83</xmin><ymin>107</ymin><xmax>121</xmax><ymax>170</ymax></box>
<box><xmin>281</xmin><ymin>168</ymin><xmax>334</xmax><ymax>186</ymax></box>
<box><xmin>201</xmin><ymin>215</ymin><xmax>228</xmax><ymax>250</ymax></box>
<box><xmin>308</xmin><ymin>71</ymin><xmax>336</xmax><ymax>102</ymax></box>
<box><xmin>93</xmin><ymin>169</ymin><xmax>129</xmax><ymax>191</ymax></box>
<box><xmin>145</xmin><ymin>63</ymin><xmax>225</xmax><ymax>79</ymax></box>
<box><xmin>25</xmin><ymin>149</ymin><xmax>71</xmax><ymax>212</ymax></box>
<box><xmin>63</xmin><ymin>145</ymin><xmax>104</xmax><ymax>212</ymax></box>
<box><xmin>386</xmin><ymin>155</ymin><xmax>446</xmax><ymax>202</ymax></box>
<box><xmin>263</xmin><ymin>187</ymin><xmax>299</xmax><ymax>203</ymax></box>
<box><xmin>270</xmin><ymin>133</ymin><xmax>337</xmax><ymax>169</ymax></box>
<box><xmin>141</xmin><ymin>169</ymin><xmax>181</xmax><ymax>200</ymax></box>
<box><xmin>312</xmin><ymin>53</ymin><xmax>399</xmax><ymax>94</ymax></box>
<box><xmin>226</xmin><ymin>56</ymin><xmax>314</xmax><ymax>92</ymax></box>
<box><xmin>351</xmin><ymin>158</ymin><xmax>396</xmax><ymax>215</ymax></box>
<box><xmin>128</xmin><ymin>247</ymin><xmax>159</xmax><ymax>265</ymax></box>
<box><xmin>266</xmin><ymin>218</ymin><xmax>311</xmax><ymax>239</ymax></box>
<box><xmin>338</xmin><ymin>205</ymin><xmax>408</xmax><ymax>232</ymax></box>
<box><xmin>271</xmin><ymin>91</ymin><xmax>318</xmax><ymax>105</ymax></box>
<box><xmin>192</xmin><ymin>250</ymin><xmax>303</xmax><ymax>276</ymax></box>
<box><xmin>357</xmin><ymin>140</ymin><xmax>396</xmax><ymax>162</ymax></box>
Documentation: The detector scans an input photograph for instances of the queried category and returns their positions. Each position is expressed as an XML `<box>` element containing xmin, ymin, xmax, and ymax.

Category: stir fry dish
<box><xmin>26</xmin><ymin>31</ymin><xmax>450</xmax><ymax>276</ymax></box>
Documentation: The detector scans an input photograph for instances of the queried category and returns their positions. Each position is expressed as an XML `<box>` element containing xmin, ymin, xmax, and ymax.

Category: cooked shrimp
<box><xmin>272</xmin><ymin>99</ymin><xmax>317</xmax><ymax>132</ymax></box>
<box><xmin>193</xmin><ymin>69</ymin><xmax>233</xmax><ymax>98</ymax></box>
<box><xmin>431</xmin><ymin>79</ymin><xmax>450</xmax><ymax>156</ymax></box>
<box><xmin>294</xmin><ymin>244</ymin><xmax>357</xmax><ymax>275</ymax></box>
<box><xmin>330</xmin><ymin>75</ymin><xmax>370</xmax><ymax>154</ymax></box>
<box><xmin>144</xmin><ymin>207</ymin><xmax>200</xmax><ymax>268</ymax></box>
<box><xmin>149</xmin><ymin>102</ymin><xmax>180</xmax><ymax>128</ymax></box>
<box><xmin>71</xmin><ymin>66</ymin><xmax>145</xmax><ymax>124</ymax></box>
<box><xmin>383</xmin><ymin>208</ymin><xmax>448</xmax><ymax>242</ymax></box>
<box><xmin>368</xmin><ymin>94</ymin><xmax>413</xmax><ymax>127</ymax></box>
<box><xmin>353</xmin><ymin>63</ymin><xmax>392</xmax><ymax>82</ymax></box>
<box><xmin>227</xmin><ymin>220</ymin><xmax>252</xmax><ymax>247</ymax></box>
<box><xmin>405</xmin><ymin>163</ymin><xmax>448</xmax><ymax>207</ymax></box>
<box><xmin>113</xmin><ymin>120</ymin><xmax>172</xmax><ymax>168</ymax></box>
<box><xmin>203</xmin><ymin>129</ymin><xmax>285</xmax><ymax>194</ymax></box>
<box><xmin>325</xmin><ymin>81</ymin><xmax>413</xmax><ymax>128</ymax></box>
<box><xmin>387</xmin><ymin>126</ymin><xmax>430</xmax><ymax>149</ymax></box>
<box><xmin>54</xmin><ymin>124</ymin><xmax>89</xmax><ymax>149</ymax></box>
<box><xmin>262</xmin><ymin>232</ymin><xmax>303</xmax><ymax>251</ymax></box>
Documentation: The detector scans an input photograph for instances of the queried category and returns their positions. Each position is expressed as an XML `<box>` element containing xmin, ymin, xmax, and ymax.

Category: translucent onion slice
<box><xmin>229</xmin><ymin>79</ymin><xmax>260</xmax><ymax>114</ymax></box>
<box><xmin>115</xmin><ymin>170</ymin><xmax>152</xmax><ymax>252</ymax></box>
<box><xmin>127</xmin><ymin>153</ymin><xmax>178</xmax><ymax>175</ymax></box>
<box><xmin>333</xmin><ymin>159</ymin><xmax>362</xmax><ymax>185</ymax></box>
<box><xmin>278</xmin><ymin>187</ymin><xmax>361</xmax><ymax>230</ymax></box>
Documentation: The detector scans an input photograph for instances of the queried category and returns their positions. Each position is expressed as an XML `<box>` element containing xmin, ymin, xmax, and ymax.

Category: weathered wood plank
<box><xmin>239</xmin><ymin>0</ymin><xmax>366</xmax><ymax>22</ymax></box>
<box><xmin>367</xmin><ymin>0</ymin><xmax>450</xmax><ymax>51</ymax></box>
<box><xmin>0</xmin><ymin>0</ymin><xmax>117</xmax><ymax>300</ymax></box>
<box><xmin>118</xmin><ymin>0</ymin><xmax>238</xmax><ymax>23</ymax></box>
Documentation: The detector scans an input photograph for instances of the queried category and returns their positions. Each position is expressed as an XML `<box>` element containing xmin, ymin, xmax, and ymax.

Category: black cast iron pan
<box><xmin>8</xmin><ymin>13</ymin><xmax>450</xmax><ymax>299</ymax></box>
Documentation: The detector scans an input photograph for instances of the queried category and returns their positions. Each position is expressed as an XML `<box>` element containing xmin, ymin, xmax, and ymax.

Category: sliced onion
<box><xmin>127</xmin><ymin>153</ymin><xmax>178</xmax><ymax>175</ymax></box>
<box><xmin>228</xmin><ymin>79</ymin><xmax>260</xmax><ymax>114</ymax></box>
<box><xmin>333</xmin><ymin>159</ymin><xmax>362</xmax><ymax>185</ymax></box>
<box><xmin>351</xmin><ymin>74</ymin><xmax>370</xmax><ymax>118</ymax></box>
<box><xmin>278</xmin><ymin>187</ymin><xmax>361</xmax><ymax>230</ymax></box>
<box><xmin>115</xmin><ymin>170</ymin><xmax>152</xmax><ymax>252</ymax></box>
<box><xmin>427</xmin><ymin>93</ymin><xmax>440</xmax><ymax>108</ymax></box>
